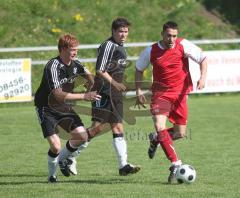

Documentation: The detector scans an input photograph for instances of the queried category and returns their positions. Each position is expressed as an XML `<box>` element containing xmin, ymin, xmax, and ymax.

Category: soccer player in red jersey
<box><xmin>135</xmin><ymin>21</ymin><xmax>207</xmax><ymax>183</ymax></box>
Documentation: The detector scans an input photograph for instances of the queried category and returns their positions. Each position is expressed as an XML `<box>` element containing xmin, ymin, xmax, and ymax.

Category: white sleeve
<box><xmin>135</xmin><ymin>46</ymin><xmax>152</xmax><ymax>71</ymax></box>
<box><xmin>181</xmin><ymin>39</ymin><xmax>206</xmax><ymax>64</ymax></box>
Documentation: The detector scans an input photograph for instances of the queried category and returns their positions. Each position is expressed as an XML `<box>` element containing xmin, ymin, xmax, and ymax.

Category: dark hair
<box><xmin>58</xmin><ymin>34</ymin><xmax>79</xmax><ymax>52</ymax></box>
<box><xmin>111</xmin><ymin>17</ymin><xmax>131</xmax><ymax>31</ymax></box>
<box><xmin>162</xmin><ymin>21</ymin><xmax>178</xmax><ymax>32</ymax></box>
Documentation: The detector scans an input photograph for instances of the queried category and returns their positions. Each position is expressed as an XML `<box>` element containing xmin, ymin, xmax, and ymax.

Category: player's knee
<box><xmin>111</xmin><ymin>123</ymin><xmax>123</xmax><ymax>133</ymax></box>
<box><xmin>73</xmin><ymin>131</ymin><xmax>88</xmax><ymax>142</ymax></box>
<box><xmin>155</xmin><ymin>124</ymin><xmax>166</xmax><ymax>132</ymax></box>
<box><xmin>48</xmin><ymin>135</ymin><xmax>61</xmax><ymax>153</ymax></box>
<box><xmin>50</xmin><ymin>142</ymin><xmax>61</xmax><ymax>154</ymax></box>
<box><xmin>81</xmin><ymin>132</ymin><xmax>88</xmax><ymax>142</ymax></box>
<box><xmin>113</xmin><ymin>126</ymin><xmax>122</xmax><ymax>133</ymax></box>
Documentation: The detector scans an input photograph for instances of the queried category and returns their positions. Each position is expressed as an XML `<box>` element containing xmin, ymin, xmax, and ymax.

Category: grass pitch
<box><xmin>0</xmin><ymin>94</ymin><xmax>240</xmax><ymax>198</ymax></box>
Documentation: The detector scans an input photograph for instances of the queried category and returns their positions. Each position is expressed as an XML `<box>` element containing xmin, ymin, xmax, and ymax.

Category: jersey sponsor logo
<box><xmin>73</xmin><ymin>67</ymin><xmax>77</xmax><ymax>74</ymax></box>
<box><xmin>107</xmin><ymin>59</ymin><xmax>127</xmax><ymax>71</ymax></box>
<box><xmin>118</xmin><ymin>59</ymin><xmax>127</xmax><ymax>65</ymax></box>
<box><xmin>60</xmin><ymin>78</ymin><xmax>68</xmax><ymax>85</ymax></box>
<box><xmin>60</xmin><ymin>77</ymin><xmax>77</xmax><ymax>84</ymax></box>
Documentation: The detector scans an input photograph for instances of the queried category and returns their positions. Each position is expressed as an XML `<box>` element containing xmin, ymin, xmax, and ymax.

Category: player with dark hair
<box><xmin>135</xmin><ymin>21</ymin><xmax>207</xmax><ymax>183</ymax></box>
<box><xmin>68</xmin><ymin>17</ymin><xmax>140</xmax><ymax>176</ymax></box>
<box><xmin>34</xmin><ymin>33</ymin><xmax>101</xmax><ymax>183</ymax></box>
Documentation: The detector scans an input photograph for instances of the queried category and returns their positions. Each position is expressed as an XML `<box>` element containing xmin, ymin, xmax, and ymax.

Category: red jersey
<box><xmin>136</xmin><ymin>38</ymin><xmax>206</xmax><ymax>94</ymax></box>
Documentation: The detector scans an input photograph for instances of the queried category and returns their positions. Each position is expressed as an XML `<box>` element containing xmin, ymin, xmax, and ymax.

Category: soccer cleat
<box><xmin>68</xmin><ymin>157</ymin><xmax>77</xmax><ymax>175</ymax></box>
<box><xmin>168</xmin><ymin>165</ymin><xmax>180</xmax><ymax>184</ymax></box>
<box><xmin>48</xmin><ymin>175</ymin><xmax>57</xmax><ymax>183</ymax></box>
<box><xmin>119</xmin><ymin>164</ymin><xmax>141</xmax><ymax>176</ymax></box>
<box><xmin>59</xmin><ymin>160</ymin><xmax>71</xmax><ymax>177</ymax></box>
<box><xmin>148</xmin><ymin>132</ymin><xmax>159</xmax><ymax>159</ymax></box>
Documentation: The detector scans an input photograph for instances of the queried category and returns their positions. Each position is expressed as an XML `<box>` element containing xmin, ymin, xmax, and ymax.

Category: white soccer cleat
<box><xmin>66</xmin><ymin>141</ymin><xmax>89</xmax><ymax>176</ymax></box>
<box><xmin>68</xmin><ymin>157</ymin><xmax>77</xmax><ymax>175</ymax></box>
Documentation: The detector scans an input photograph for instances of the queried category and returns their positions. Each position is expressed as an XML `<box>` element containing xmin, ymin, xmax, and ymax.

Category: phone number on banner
<box><xmin>0</xmin><ymin>77</ymin><xmax>30</xmax><ymax>100</ymax></box>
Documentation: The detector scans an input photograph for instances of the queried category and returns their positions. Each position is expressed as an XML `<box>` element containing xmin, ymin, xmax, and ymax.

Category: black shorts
<box><xmin>35</xmin><ymin>106</ymin><xmax>84</xmax><ymax>138</ymax></box>
<box><xmin>91</xmin><ymin>95</ymin><xmax>123</xmax><ymax>123</ymax></box>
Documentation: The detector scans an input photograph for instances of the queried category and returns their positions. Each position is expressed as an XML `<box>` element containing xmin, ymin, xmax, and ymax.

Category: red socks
<box><xmin>157</xmin><ymin>129</ymin><xmax>178</xmax><ymax>163</ymax></box>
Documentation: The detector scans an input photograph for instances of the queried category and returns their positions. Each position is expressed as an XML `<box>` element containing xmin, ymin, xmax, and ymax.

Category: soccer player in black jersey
<box><xmin>34</xmin><ymin>34</ymin><xmax>101</xmax><ymax>183</ymax></box>
<box><xmin>69</xmin><ymin>17</ymin><xmax>140</xmax><ymax>176</ymax></box>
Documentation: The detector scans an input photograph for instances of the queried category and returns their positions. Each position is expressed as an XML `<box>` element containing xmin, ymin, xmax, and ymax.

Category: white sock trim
<box><xmin>172</xmin><ymin>160</ymin><xmax>182</xmax><ymax>166</ymax></box>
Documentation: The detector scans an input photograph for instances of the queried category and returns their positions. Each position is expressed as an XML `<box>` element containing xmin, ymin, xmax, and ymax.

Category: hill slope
<box><xmin>0</xmin><ymin>0</ymin><xmax>238</xmax><ymax>47</ymax></box>
<box><xmin>0</xmin><ymin>0</ymin><xmax>239</xmax><ymax>93</ymax></box>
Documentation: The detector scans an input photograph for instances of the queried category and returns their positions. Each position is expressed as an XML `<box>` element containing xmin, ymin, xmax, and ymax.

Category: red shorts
<box><xmin>150</xmin><ymin>92</ymin><xmax>188</xmax><ymax>125</ymax></box>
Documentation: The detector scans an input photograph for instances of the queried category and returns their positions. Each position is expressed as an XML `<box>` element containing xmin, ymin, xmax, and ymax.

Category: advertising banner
<box><xmin>0</xmin><ymin>58</ymin><xmax>32</xmax><ymax>103</ymax></box>
<box><xmin>190</xmin><ymin>50</ymin><xmax>240</xmax><ymax>93</ymax></box>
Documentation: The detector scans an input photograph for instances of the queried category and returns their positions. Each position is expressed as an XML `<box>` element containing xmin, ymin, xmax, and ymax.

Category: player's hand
<box><xmin>83</xmin><ymin>91</ymin><xmax>101</xmax><ymax>101</ymax></box>
<box><xmin>135</xmin><ymin>94</ymin><xmax>146</xmax><ymax>109</ymax></box>
<box><xmin>196</xmin><ymin>78</ymin><xmax>206</xmax><ymax>90</ymax></box>
<box><xmin>112</xmin><ymin>81</ymin><xmax>126</xmax><ymax>91</ymax></box>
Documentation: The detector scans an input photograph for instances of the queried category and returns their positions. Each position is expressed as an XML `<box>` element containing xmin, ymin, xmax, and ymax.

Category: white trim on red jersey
<box><xmin>180</xmin><ymin>39</ymin><xmax>206</xmax><ymax>64</ymax></box>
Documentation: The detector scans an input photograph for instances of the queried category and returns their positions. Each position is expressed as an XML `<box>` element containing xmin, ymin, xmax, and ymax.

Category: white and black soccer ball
<box><xmin>176</xmin><ymin>164</ymin><xmax>196</xmax><ymax>184</ymax></box>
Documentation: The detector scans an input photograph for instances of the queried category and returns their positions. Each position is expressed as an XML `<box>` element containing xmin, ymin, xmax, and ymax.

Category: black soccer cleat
<box><xmin>119</xmin><ymin>164</ymin><xmax>141</xmax><ymax>176</ymax></box>
<box><xmin>148</xmin><ymin>133</ymin><xmax>158</xmax><ymax>159</ymax></box>
<box><xmin>48</xmin><ymin>175</ymin><xmax>57</xmax><ymax>183</ymax></box>
<box><xmin>59</xmin><ymin>160</ymin><xmax>71</xmax><ymax>177</ymax></box>
<box><xmin>168</xmin><ymin>165</ymin><xmax>180</xmax><ymax>184</ymax></box>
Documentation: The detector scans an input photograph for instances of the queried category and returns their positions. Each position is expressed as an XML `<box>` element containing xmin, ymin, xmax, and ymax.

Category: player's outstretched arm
<box><xmin>135</xmin><ymin>69</ymin><xmax>146</xmax><ymax>109</ymax></box>
<box><xmin>197</xmin><ymin>58</ymin><xmax>207</xmax><ymax>90</ymax></box>
<box><xmin>52</xmin><ymin>89</ymin><xmax>101</xmax><ymax>102</ymax></box>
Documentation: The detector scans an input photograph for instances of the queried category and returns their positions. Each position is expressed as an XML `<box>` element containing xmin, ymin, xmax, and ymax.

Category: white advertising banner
<box><xmin>0</xmin><ymin>58</ymin><xmax>32</xmax><ymax>103</ymax></box>
<box><xmin>190</xmin><ymin>50</ymin><xmax>240</xmax><ymax>93</ymax></box>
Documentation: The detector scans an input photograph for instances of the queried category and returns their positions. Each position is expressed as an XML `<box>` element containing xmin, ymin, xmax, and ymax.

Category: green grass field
<box><xmin>0</xmin><ymin>94</ymin><xmax>240</xmax><ymax>198</ymax></box>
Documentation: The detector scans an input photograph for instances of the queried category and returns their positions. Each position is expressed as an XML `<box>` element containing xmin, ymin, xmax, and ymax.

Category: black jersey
<box><xmin>34</xmin><ymin>56</ymin><xmax>88</xmax><ymax>107</ymax></box>
<box><xmin>93</xmin><ymin>37</ymin><xmax>127</xmax><ymax>96</ymax></box>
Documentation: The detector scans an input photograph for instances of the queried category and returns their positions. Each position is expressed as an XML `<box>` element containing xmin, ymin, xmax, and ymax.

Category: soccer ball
<box><xmin>176</xmin><ymin>164</ymin><xmax>196</xmax><ymax>184</ymax></box>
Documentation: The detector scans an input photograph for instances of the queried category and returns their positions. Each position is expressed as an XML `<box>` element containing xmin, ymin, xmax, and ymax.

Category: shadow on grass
<box><xmin>58</xmin><ymin>177</ymin><xmax>179</xmax><ymax>186</ymax></box>
<box><xmin>59</xmin><ymin>177</ymin><xmax>134</xmax><ymax>185</ymax></box>
<box><xmin>0</xmin><ymin>179</ymin><xmax>135</xmax><ymax>186</ymax></box>
<box><xmin>0</xmin><ymin>176</ymin><xmax>167</xmax><ymax>186</ymax></box>
<box><xmin>0</xmin><ymin>173</ymin><xmax>46</xmax><ymax>185</ymax></box>
<box><xmin>0</xmin><ymin>174</ymin><xmax>44</xmax><ymax>178</ymax></box>
<box><xmin>0</xmin><ymin>181</ymin><xmax>47</xmax><ymax>185</ymax></box>
<box><xmin>0</xmin><ymin>174</ymin><xmax>179</xmax><ymax>186</ymax></box>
